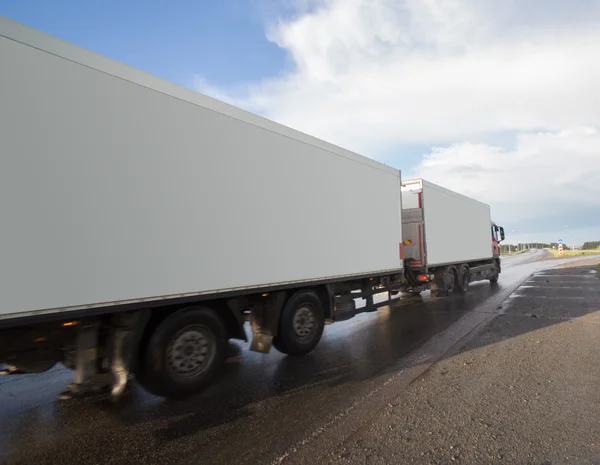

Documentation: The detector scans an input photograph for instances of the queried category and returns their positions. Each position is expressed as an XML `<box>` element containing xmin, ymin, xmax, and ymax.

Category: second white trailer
<box><xmin>401</xmin><ymin>178</ymin><xmax>504</xmax><ymax>296</ymax></box>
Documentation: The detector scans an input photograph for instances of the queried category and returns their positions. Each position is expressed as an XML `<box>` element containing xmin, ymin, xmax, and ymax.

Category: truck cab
<box><xmin>491</xmin><ymin>222</ymin><xmax>505</xmax><ymax>257</ymax></box>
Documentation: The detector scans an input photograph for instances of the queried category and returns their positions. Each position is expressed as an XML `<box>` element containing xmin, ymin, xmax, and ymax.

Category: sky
<box><xmin>3</xmin><ymin>0</ymin><xmax>600</xmax><ymax>245</ymax></box>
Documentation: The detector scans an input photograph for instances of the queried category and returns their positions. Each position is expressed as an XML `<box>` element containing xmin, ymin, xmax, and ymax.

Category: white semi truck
<box><xmin>0</xmin><ymin>17</ymin><xmax>504</xmax><ymax>400</ymax></box>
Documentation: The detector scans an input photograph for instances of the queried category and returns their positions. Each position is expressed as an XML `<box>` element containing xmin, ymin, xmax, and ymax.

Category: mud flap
<box><xmin>249</xmin><ymin>292</ymin><xmax>286</xmax><ymax>353</ymax></box>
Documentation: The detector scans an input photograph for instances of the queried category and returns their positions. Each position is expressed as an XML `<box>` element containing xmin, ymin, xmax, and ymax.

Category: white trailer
<box><xmin>0</xmin><ymin>17</ymin><xmax>407</xmax><ymax>399</ymax></box>
<box><xmin>400</xmin><ymin>178</ymin><xmax>504</xmax><ymax>296</ymax></box>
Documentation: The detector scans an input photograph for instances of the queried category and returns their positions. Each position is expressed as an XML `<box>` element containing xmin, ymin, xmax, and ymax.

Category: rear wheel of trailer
<box><xmin>135</xmin><ymin>307</ymin><xmax>227</xmax><ymax>398</ymax></box>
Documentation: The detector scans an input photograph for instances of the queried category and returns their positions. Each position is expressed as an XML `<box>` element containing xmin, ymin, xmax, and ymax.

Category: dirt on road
<box><xmin>328</xmin><ymin>264</ymin><xmax>600</xmax><ymax>465</ymax></box>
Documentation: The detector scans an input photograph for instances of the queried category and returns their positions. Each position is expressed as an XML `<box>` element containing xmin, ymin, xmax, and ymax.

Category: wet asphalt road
<box><xmin>327</xmin><ymin>262</ymin><xmax>600</xmax><ymax>464</ymax></box>
<box><xmin>0</xmin><ymin>250</ymin><xmax>583</xmax><ymax>465</ymax></box>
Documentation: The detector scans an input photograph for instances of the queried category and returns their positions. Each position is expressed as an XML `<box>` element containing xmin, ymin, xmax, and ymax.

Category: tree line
<box><xmin>500</xmin><ymin>242</ymin><xmax>569</xmax><ymax>254</ymax></box>
<box><xmin>582</xmin><ymin>241</ymin><xmax>600</xmax><ymax>250</ymax></box>
<box><xmin>499</xmin><ymin>241</ymin><xmax>600</xmax><ymax>254</ymax></box>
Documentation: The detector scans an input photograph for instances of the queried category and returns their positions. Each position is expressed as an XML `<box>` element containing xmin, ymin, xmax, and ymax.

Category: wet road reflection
<box><xmin>0</xmin><ymin>254</ymin><xmax>571</xmax><ymax>465</ymax></box>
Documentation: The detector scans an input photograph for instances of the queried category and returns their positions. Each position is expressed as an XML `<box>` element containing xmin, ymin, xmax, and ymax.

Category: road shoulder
<box><xmin>326</xmin><ymin>264</ymin><xmax>600</xmax><ymax>464</ymax></box>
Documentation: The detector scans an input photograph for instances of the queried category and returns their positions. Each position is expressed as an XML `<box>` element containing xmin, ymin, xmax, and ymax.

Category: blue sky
<box><xmin>1</xmin><ymin>0</ymin><xmax>285</xmax><ymax>88</ymax></box>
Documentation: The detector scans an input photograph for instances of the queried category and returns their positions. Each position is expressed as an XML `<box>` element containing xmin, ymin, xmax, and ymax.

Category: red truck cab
<box><xmin>491</xmin><ymin>222</ymin><xmax>505</xmax><ymax>257</ymax></box>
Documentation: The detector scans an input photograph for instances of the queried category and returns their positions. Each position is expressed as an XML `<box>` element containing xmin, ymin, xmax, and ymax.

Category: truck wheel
<box><xmin>136</xmin><ymin>307</ymin><xmax>226</xmax><ymax>399</ymax></box>
<box><xmin>272</xmin><ymin>290</ymin><xmax>324</xmax><ymax>356</ymax></box>
<box><xmin>489</xmin><ymin>262</ymin><xmax>500</xmax><ymax>284</ymax></box>
<box><xmin>456</xmin><ymin>265</ymin><xmax>470</xmax><ymax>294</ymax></box>
<box><xmin>445</xmin><ymin>266</ymin><xmax>457</xmax><ymax>294</ymax></box>
<box><xmin>272</xmin><ymin>337</ymin><xmax>289</xmax><ymax>355</ymax></box>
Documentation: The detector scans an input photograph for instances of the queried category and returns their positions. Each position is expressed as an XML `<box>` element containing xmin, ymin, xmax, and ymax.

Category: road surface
<box><xmin>0</xmin><ymin>251</ymin><xmax>587</xmax><ymax>465</ymax></box>
<box><xmin>327</xmin><ymin>261</ymin><xmax>600</xmax><ymax>464</ymax></box>
<box><xmin>500</xmin><ymin>248</ymin><xmax>550</xmax><ymax>267</ymax></box>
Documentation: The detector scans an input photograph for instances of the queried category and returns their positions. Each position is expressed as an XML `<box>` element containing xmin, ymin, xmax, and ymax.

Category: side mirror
<box><xmin>500</xmin><ymin>227</ymin><xmax>505</xmax><ymax>242</ymax></box>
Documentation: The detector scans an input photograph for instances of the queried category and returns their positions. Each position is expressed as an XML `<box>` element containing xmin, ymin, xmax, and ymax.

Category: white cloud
<box><xmin>417</xmin><ymin>127</ymin><xmax>600</xmax><ymax>242</ymax></box>
<box><xmin>229</xmin><ymin>0</ymin><xmax>600</xmax><ymax>151</ymax></box>
<box><xmin>195</xmin><ymin>0</ymin><xmax>600</xmax><ymax>242</ymax></box>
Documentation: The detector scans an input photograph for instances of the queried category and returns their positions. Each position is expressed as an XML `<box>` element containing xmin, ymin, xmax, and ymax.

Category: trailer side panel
<box><xmin>421</xmin><ymin>180</ymin><xmax>492</xmax><ymax>267</ymax></box>
<box><xmin>0</xmin><ymin>18</ymin><xmax>403</xmax><ymax>320</ymax></box>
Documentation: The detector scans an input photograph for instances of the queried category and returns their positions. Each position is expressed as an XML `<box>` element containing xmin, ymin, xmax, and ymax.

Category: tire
<box><xmin>136</xmin><ymin>307</ymin><xmax>227</xmax><ymax>399</ymax></box>
<box><xmin>272</xmin><ymin>336</ymin><xmax>290</xmax><ymax>354</ymax></box>
<box><xmin>445</xmin><ymin>266</ymin><xmax>458</xmax><ymax>294</ymax></box>
<box><xmin>456</xmin><ymin>265</ymin><xmax>470</xmax><ymax>294</ymax></box>
<box><xmin>489</xmin><ymin>261</ymin><xmax>500</xmax><ymax>284</ymax></box>
<box><xmin>272</xmin><ymin>290</ymin><xmax>325</xmax><ymax>356</ymax></box>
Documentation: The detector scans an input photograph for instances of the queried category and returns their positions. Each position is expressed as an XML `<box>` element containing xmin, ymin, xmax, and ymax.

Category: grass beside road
<box><xmin>544</xmin><ymin>248</ymin><xmax>600</xmax><ymax>259</ymax></box>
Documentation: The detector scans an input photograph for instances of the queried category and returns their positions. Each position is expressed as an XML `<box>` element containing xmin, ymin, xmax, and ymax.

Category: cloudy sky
<box><xmin>4</xmin><ymin>0</ymin><xmax>600</xmax><ymax>244</ymax></box>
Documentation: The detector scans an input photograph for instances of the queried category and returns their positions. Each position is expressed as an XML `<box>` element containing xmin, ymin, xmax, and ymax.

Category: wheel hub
<box><xmin>166</xmin><ymin>325</ymin><xmax>215</xmax><ymax>379</ymax></box>
<box><xmin>293</xmin><ymin>306</ymin><xmax>316</xmax><ymax>340</ymax></box>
